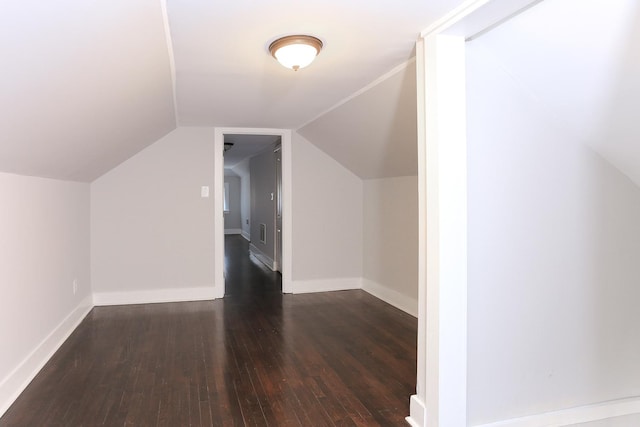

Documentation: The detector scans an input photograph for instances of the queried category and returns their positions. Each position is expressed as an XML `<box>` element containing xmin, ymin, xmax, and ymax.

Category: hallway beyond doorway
<box><xmin>224</xmin><ymin>234</ymin><xmax>281</xmax><ymax>297</ymax></box>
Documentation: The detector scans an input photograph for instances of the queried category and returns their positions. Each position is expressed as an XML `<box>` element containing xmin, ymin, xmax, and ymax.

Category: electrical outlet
<box><xmin>73</xmin><ymin>279</ymin><xmax>78</xmax><ymax>295</ymax></box>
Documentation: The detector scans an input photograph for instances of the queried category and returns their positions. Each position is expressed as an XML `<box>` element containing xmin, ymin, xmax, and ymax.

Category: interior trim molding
<box><xmin>158</xmin><ymin>0</ymin><xmax>178</xmax><ymax>123</ymax></box>
<box><xmin>290</xmin><ymin>277</ymin><xmax>362</xmax><ymax>294</ymax></box>
<box><xmin>241</xmin><ymin>230</ymin><xmax>250</xmax><ymax>241</ymax></box>
<box><xmin>474</xmin><ymin>397</ymin><xmax>640</xmax><ymax>427</ymax></box>
<box><xmin>0</xmin><ymin>296</ymin><xmax>93</xmax><ymax>418</ymax></box>
<box><xmin>362</xmin><ymin>279</ymin><xmax>418</xmax><ymax>317</ymax></box>
<box><xmin>406</xmin><ymin>395</ymin><xmax>427</xmax><ymax>427</ymax></box>
<box><xmin>93</xmin><ymin>287</ymin><xmax>216</xmax><ymax>306</ymax></box>
<box><xmin>249</xmin><ymin>244</ymin><xmax>276</xmax><ymax>271</ymax></box>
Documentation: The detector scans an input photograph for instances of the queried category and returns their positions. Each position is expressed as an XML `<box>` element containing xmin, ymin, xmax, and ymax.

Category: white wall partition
<box><xmin>410</xmin><ymin>1</ymin><xmax>543</xmax><ymax>426</ymax></box>
<box><xmin>362</xmin><ymin>176</ymin><xmax>419</xmax><ymax>316</ymax></box>
<box><xmin>0</xmin><ymin>173</ymin><xmax>91</xmax><ymax>417</ymax></box>
<box><xmin>290</xmin><ymin>133</ymin><xmax>364</xmax><ymax>293</ymax></box>
<box><xmin>466</xmin><ymin>10</ymin><xmax>640</xmax><ymax>427</ymax></box>
<box><xmin>91</xmin><ymin>127</ymin><xmax>216</xmax><ymax>305</ymax></box>
<box><xmin>410</xmin><ymin>33</ymin><xmax>468</xmax><ymax>427</ymax></box>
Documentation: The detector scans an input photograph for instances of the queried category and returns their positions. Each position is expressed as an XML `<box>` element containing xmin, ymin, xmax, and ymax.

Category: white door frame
<box><xmin>213</xmin><ymin>127</ymin><xmax>293</xmax><ymax>298</ymax></box>
<box><xmin>408</xmin><ymin>1</ymin><xmax>543</xmax><ymax>426</ymax></box>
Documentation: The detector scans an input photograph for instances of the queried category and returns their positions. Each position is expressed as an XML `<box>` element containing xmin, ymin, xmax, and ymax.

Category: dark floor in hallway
<box><xmin>224</xmin><ymin>234</ymin><xmax>282</xmax><ymax>297</ymax></box>
<box><xmin>0</xmin><ymin>235</ymin><xmax>417</xmax><ymax>426</ymax></box>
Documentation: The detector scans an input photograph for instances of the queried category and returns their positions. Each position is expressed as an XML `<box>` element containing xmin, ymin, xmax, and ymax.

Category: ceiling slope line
<box><xmin>159</xmin><ymin>0</ymin><xmax>179</xmax><ymax>125</ymax></box>
<box><xmin>420</xmin><ymin>0</ymin><xmax>544</xmax><ymax>41</ymax></box>
<box><xmin>420</xmin><ymin>0</ymin><xmax>491</xmax><ymax>37</ymax></box>
<box><xmin>466</xmin><ymin>0</ymin><xmax>545</xmax><ymax>41</ymax></box>
<box><xmin>295</xmin><ymin>57</ymin><xmax>416</xmax><ymax>131</ymax></box>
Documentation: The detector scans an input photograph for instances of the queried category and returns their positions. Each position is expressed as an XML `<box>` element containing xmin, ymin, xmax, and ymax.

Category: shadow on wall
<box><xmin>466</xmin><ymin>26</ymin><xmax>640</xmax><ymax>424</ymax></box>
<box><xmin>296</xmin><ymin>60</ymin><xmax>418</xmax><ymax>179</ymax></box>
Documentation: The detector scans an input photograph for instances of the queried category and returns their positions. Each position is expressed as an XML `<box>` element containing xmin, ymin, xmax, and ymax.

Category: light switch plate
<box><xmin>201</xmin><ymin>186</ymin><xmax>210</xmax><ymax>198</ymax></box>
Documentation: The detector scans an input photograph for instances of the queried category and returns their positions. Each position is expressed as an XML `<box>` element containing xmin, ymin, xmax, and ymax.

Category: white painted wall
<box><xmin>91</xmin><ymin>127</ymin><xmax>216</xmax><ymax>305</ymax></box>
<box><xmin>91</xmin><ymin>127</ymin><xmax>366</xmax><ymax>300</ymax></box>
<box><xmin>231</xmin><ymin>157</ymin><xmax>251</xmax><ymax>239</ymax></box>
<box><xmin>223</xmin><ymin>175</ymin><xmax>242</xmax><ymax>231</ymax></box>
<box><xmin>466</xmin><ymin>41</ymin><xmax>640</xmax><ymax>425</ymax></box>
<box><xmin>291</xmin><ymin>133</ymin><xmax>363</xmax><ymax>293</ymax></box>
<box><xmin>471</xmin><ymin>0</ymin><xmax>640</xmax><ymax>188</ymax></box>
<box><xmin>362</xmin><ymin>176</ymin><xmax>418</xmax><ymax>316</ymax></box>
<box><xmin>0</xmin><ymin>172</ymin><xmax>91</xmax><ymax>416</ymax></box>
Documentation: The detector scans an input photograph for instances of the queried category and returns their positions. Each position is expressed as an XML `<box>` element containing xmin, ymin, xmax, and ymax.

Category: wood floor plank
<box><xmin>0</xmin><ymin>235</ymin><xmax>417</xmax><ymax>426</ymax></box>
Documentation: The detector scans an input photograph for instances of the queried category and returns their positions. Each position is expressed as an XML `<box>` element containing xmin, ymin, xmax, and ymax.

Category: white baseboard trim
<box><xmin>249</xmin><ymin>244</ymin><xmax>276</xmax><ymax>271</ymax></box>
<box><xmin>290</xmin><ymin>277</ymin><xmax>362</xmax><ymax>294</ymax></box>
<box><xmin>474</xmin><ymin>396</ymin><xmax>640</xmax><ymax>427</ymax></box>
<box><xmin>406</xmin><ymin>395</ymin><xmax>427</xmax><ymax>427</ymax></box>
<box><xmin>224</xmin><ymin>228</ymin><xmax>242</xmax><ymax>235</ymax></box>
<box><xmin>362</xmin><ymin>279</ymin><xmax>418</xmax><ymax>317</ymax></box>
<box><xmin>241</xmin><ymin>230</ymin><xmax>250</xmax><ymax>241</ymax></box>
<box><xmin>93</xmin><ymin>286</ymin><xmax>217</xmax><ymax>306</ymax></box>
<box><xmin>0</xmin><ymin>296</ymin><xmax>93</xmax><ymax>418</ymax></box>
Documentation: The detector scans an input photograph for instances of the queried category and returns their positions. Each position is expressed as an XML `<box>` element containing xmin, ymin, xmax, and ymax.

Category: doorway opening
<box><xmin>213</xmin><ymin>128</ymin><xmax>292</xmax><ymax>298</ymax></box>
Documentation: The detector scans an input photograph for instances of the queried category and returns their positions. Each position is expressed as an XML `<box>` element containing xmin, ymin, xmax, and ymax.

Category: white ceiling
<box><xmin>223</xmin><ymin>134</ymin><xmax>281</xmax><ymax>168</ymax></box>
<box><xmin>166</xmin><ymin>0</ymin><xmax>463</xmax><ymax>129</ymax></box>
<box><xmin>472</xmin><ymin>0</ymin><xmax>640</xmax><ymax>185</ymax></box>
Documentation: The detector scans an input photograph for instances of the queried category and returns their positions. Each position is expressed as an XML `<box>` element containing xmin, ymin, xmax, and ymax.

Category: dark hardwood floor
<box><xmin>223</xmin><ymin>234</ymin><xmax>282</xmax><ymax>298</ymax></box>
<box><xmin>0</xmin><ymin>235</ymin><xmax>417</xmax><ymax>426</ymax></box>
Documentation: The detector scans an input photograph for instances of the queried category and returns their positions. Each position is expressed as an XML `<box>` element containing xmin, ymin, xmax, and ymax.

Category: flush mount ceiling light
<box><xmin>224</xmin><ymin>142</ymin><xmax>234</xmax><ymax>152</ymax></box>
<box><xmin>269</xmin><ymin>35</ymin><xmax>323</xmax><ymax>71</ymax></box>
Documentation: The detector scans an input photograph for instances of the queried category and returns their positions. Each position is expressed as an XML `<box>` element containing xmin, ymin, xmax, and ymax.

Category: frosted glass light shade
<box><xmin>269</xmin><ymin>35</ymin><xmax>323</xmax><ymax>71</ymax></box>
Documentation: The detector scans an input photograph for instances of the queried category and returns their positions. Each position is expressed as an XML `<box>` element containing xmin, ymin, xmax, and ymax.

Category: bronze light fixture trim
<box><xmin>269</xmin><ymin>35</ymin><xmax>323</xmax><ymax>71</ymax></box>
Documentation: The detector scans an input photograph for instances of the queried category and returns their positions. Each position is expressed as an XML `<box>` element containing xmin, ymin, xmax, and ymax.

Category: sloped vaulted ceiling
<box><xmin>298</xmin><ymin>61</ymin><xmax>418</xmax><ymax>179</ymax></box>
<box><xmin>1</xmin><ymin>0</ymin><xmax>466</xmax><ymax>182</ymax></box>
<box><xmin>165</xmin><ymin>0</ymin><xmax>457</xmax><ymax>179</ymax></box>
<box><xmin>472</xmin><ymin>0</ymin><xmax>640</xmax><ymax>185</ymax></box>
<box><xmin>1</xmin><ymin>0</ymin><xmax>176</xmax><ymax>182</ymax></box>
